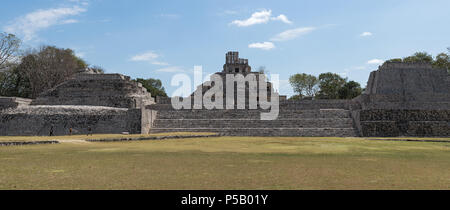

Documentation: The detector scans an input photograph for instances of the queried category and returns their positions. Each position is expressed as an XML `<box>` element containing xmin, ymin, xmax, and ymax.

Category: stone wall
<box><xmin>359</xmin><ymin>110</ymin><xmax>450</xmax><ymax>137</ymax></box>
<box><xmin>0</xmin><ymin>97</ymin><xmax>32</xmax><ymax>110</ymax></box>
<box><xmin>0</xmin><ymin>106</ymin><xmax>142</xmax><ymax>136</ymax></box>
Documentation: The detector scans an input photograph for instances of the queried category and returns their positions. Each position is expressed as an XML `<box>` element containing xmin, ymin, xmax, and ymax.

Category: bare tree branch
<box><xmin>0</xmin><ymin>33</ymin><xmax>21</xmax><ymax>69</ymax></box>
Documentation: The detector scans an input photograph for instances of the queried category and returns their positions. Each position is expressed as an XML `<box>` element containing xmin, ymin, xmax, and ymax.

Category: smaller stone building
<box><xmin>0</xmin><ymin>72</ymin><xmax>156</xmax><ymax>136</ymax></box>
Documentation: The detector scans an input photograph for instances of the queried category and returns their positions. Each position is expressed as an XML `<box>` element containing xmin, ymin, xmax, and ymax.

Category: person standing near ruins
<box><xmin>49</xmin><ymin>125</ymin><xmax>54</xmax><ymax>136</ymax></box>
<box><xmin>87</xmin><ymin>127</ymin><xmax>93</xmax><ymax>136</ymax></box>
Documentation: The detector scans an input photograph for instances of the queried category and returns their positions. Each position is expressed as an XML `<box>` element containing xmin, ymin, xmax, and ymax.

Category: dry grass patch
<box><xmin>0</xmin><ymin>136</ymin><xmax>449</xmax><ymax>190</ymax></box>
<box><xmin>0</xmin><ymin>132</ymin><xmax>217</xmax><ymax>142</ymax></box>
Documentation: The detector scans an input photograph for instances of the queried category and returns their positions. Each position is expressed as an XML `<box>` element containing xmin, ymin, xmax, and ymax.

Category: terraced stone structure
<box><xmin>32</xmin><ymin>73</ymin><xmax>154</xmax><ymax>108</ymax></box>
<box><xmin>354</xmin><ymin>62</ymin><xmax>450</xmax><ymax>137</ymax></box>
<box><xmin>148</xmin><ymin>56</ymin><xmax>449</xmax><ymax>137</ymax></box>
<box><xmin>149</xmin><ymin>52</ymin><xmax>360</xmax><ymax>137</ymax></box>
<box><xmin>0</xmin><ymin>71</ymin><xmax>155</xmax><ymax>136</ymax></box>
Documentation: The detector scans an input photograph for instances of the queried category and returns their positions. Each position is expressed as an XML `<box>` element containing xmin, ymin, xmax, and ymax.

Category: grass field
<box><xmin>0</xmin><ymin>135</ymin><xmax>449</xmax><ymax>190</ymax></box>
<box><xmin>0</xmin><ymin>132</ymin><xmax>217</xmax><ymax>142</ymax></box>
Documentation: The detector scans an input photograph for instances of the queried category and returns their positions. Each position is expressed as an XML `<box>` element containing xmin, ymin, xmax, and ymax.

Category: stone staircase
<box><xmin>148</xmin><ymin>101</ymin><xmax>359</xmax><ymax>137</ymax></box>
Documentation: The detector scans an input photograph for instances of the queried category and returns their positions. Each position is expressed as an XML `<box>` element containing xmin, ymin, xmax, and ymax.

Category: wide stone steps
<box><xmin>148</xmin><ymin>101</ymin><xmax>353</xmax><ymax>111</ymax></box>
<box><xmin>150</xmin><ymin>128</ymin><xmax>358</xmax><ymax>137</ymax></box>
<box><xmin>149</xmin><ymin>106</ymin><xmax>359</xmax><ymax>137</ymax></box>
<box><xmin>153</xmin><ymin>118</ymin><xmax>353</xmax><ymax>129</ymax></box>
<box><xmin>156</xmin><ymin>109</ymin><xmax>351</xmax><ymax>119</ymax></box>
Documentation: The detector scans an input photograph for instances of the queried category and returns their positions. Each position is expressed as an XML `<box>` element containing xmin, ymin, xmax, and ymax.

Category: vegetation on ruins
<box><xmin>0</xmin><ymin>33</ymin><xmax>106</xmax><ymax>98</ymax></box>
<box><xmin>386</xmin><ymin>50</ymin><xmax>450</xmax><ymax>72</ymax></box>
<box><xmin>134</xmin><ymin>78</ymin><xmax>168</xmax><ymax>97</ymax></box>
<box><xmin>289</xmin><ymin>72</ymin><xmax>362</xmax><ymax>100</ymax></box>
<box><xmin>0</xmin><ymin>46</ymin><xmax>88</xmax><ymax>98</ymax></box>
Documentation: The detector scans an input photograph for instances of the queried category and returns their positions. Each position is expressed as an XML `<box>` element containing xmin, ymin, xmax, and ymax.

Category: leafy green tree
<box><xmin>316</xmin><ymin>73</ymin><xmax>347</xmax><ymax>99</ymax></box>
<box><xmin>385</xmin><ymin>58</ymin><xmax>402</xmax><ymax>63</ymax></box>
<box><xmin>135</xmin><ymin>78</ymin><xmax>168</xmax><ymax>97</ymax></box>
<box><xmin>289</xmin><ymin>73</ymin><xmax>319</xmax><ymax>99</ymax></box>
<box><xmin>0</xmin><ymin>66</ymin><xmax>32</xmax><ymax>98</ymax></box>
<box><xmin>402</xmin><ymin>52</ymin><xmax>433</xmax><ymax>63</ymax></box>
<box><xmin>338</xmin><ymin>81</ymin><xmax>362</xmax><ymax>99</ymax></box>
<box><xmin>433</xmin><ymin>53</ymin><xmax>450</xmax><ymax>72</ymax></box>
<box><xmin>12</xmin><ymin>46</ymin><xmax>87</xmax><ymax>98</ymax></box>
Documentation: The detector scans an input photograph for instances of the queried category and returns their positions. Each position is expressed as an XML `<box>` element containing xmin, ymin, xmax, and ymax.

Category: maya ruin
<box><xmin>1</xmin><ymin>52</ymin><xmax>449</xmax><ymax>137</ymax></box>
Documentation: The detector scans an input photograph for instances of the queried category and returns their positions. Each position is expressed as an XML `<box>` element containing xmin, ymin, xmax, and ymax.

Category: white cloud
<box><xmin>230</xmin><ymin>9</ymin><xmax>292</xmax><ymax>27</ymax></box>
<box><xmin>367</xmin><ymin>59</ymin><xmax>384</xmax><ymax>65</ymax></box>
<box><xmin>219</xmin><ymin>10</ymin><xmax>239</xmax><ymax>16</ymax></box>
<box><xmin>130</xmin><ymin>51</ymin><xmax>170</xmax><ymax>66</ymax></box>
<box><xmin>248</xmin><ymin>42</ymin><xmax>275</xmax><ymax>50</ymax></box>
<box><xmin>159</xmin><ymin>14</ymin><xmax>180</xmax><ymax>19</ymax></box>
<box><xmin>360</xmin><ymin>32</ymin><xmax>373</xmax><ymax>37</ymax></box>
<box><xmin>155</xmin><ymin>66</ymin><xmax>186</xmax><ymax>73</ymax></box>
<box><xmin>151</xmin><ymin>61</ymin><xmax>170</xmax><ymax>66</ymax></box>
<box><xmin>271</xmin><ymin>14</ymin><xmax>292</xmax><ymax>24</ymax></box>
<box><xmin>270</xmin><ymin>27</ymin><xmax>315</xmax><ymax>42</ymax></box>
<box><xmin>129</xmin><ymin>51</ymin><xmax>170</xmax><ymax>66</ymax></box>
<box><xmin>130</xmin><ymin>52</ymin><xmax>159</xmax><ymax>62</ymax></box>
<box><xmin>3</xmin><ymin>5</ymin><xmax>87</xmax><ymax>41</ymax></box>
<box><xmin>61</xmin><ymin>19</ymin><xmax>79</xmax><ymax>24</ymax></box>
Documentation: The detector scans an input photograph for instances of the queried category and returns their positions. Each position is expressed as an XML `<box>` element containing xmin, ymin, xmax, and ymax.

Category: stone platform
<box><xmin>148</xmin><ymin>101</ymin><xmax>359</xmax><ymax>137</ymax></box>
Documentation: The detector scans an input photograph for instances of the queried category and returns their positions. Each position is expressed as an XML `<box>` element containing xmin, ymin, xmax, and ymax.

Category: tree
<box><xmin>0</xmin><ymin>33</ymin><xmax>21</xmax><ymax>71</ymax></box>
<box><xmin>134</xmin><ymin>78</ymin><xmax>168</xmax><ymax>97</ymax></box>
<box><xmin>15</xmin><ymin>46</ymin><xmax>88</xmax><ymax>98</ymax></box>
<box><xmin>433</xmin><ymin>53</ymin><xmax>449</xmax><ymax>69</ymax></box>
<box><xmin>316</xmin><ymin>73</ymin><xmax>347</xmax><ymax>99</ymax></box>
<box><xmin>289</xmin><ymin>73</ymin><xmax>319</xmax><ymax>99</ymax></box>
<box><xmin>385</xmin><ymin>58</ymin><xmax>402</xmax><ymax>63</ymax></box>
<box><xmin>338</xmin><ymin>81</ymin><xmax>362</xmax><ymax>99</ymax></box>
<box><xmin>0</xmin><ymin>66</ymin><xmax>31</xmax><ymax>98</ymax></box>
<box><xmin>288</xmin><ymin>95</ymin><xmax>302</xmax><ymax>101</ymax></box>
<box><xmin>402</xmin><ymin>52</ymin><xmax>433</xmax><ymax>63</ymax></box>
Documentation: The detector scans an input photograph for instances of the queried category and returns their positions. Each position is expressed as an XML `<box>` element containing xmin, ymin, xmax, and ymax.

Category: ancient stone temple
<box><xmin>148</xmin><ymin>52</ymin><xmax>359</xmax><ymax>137</ymax></box>
<box><xmin>0</xmin><ymin>71</ymin><xmax>156</xmax><ymax>136</ymax></box>
<box><xmin>0</xmin><ymin>52</ymin><xmax>448</xmax><ymax>137</ymax></box>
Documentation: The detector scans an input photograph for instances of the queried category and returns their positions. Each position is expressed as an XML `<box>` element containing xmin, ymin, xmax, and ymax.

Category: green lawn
<box><xmin>0</xmin><ymin>136</ymin><xmax>449</xmax><ymax>190</ymax></box>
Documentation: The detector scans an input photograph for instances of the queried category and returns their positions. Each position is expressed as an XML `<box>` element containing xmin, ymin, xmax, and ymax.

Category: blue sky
<box><xmin>1</xmin><ymin>0</ymin><xmax>449</xmax><ymax>96</ymax></box>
